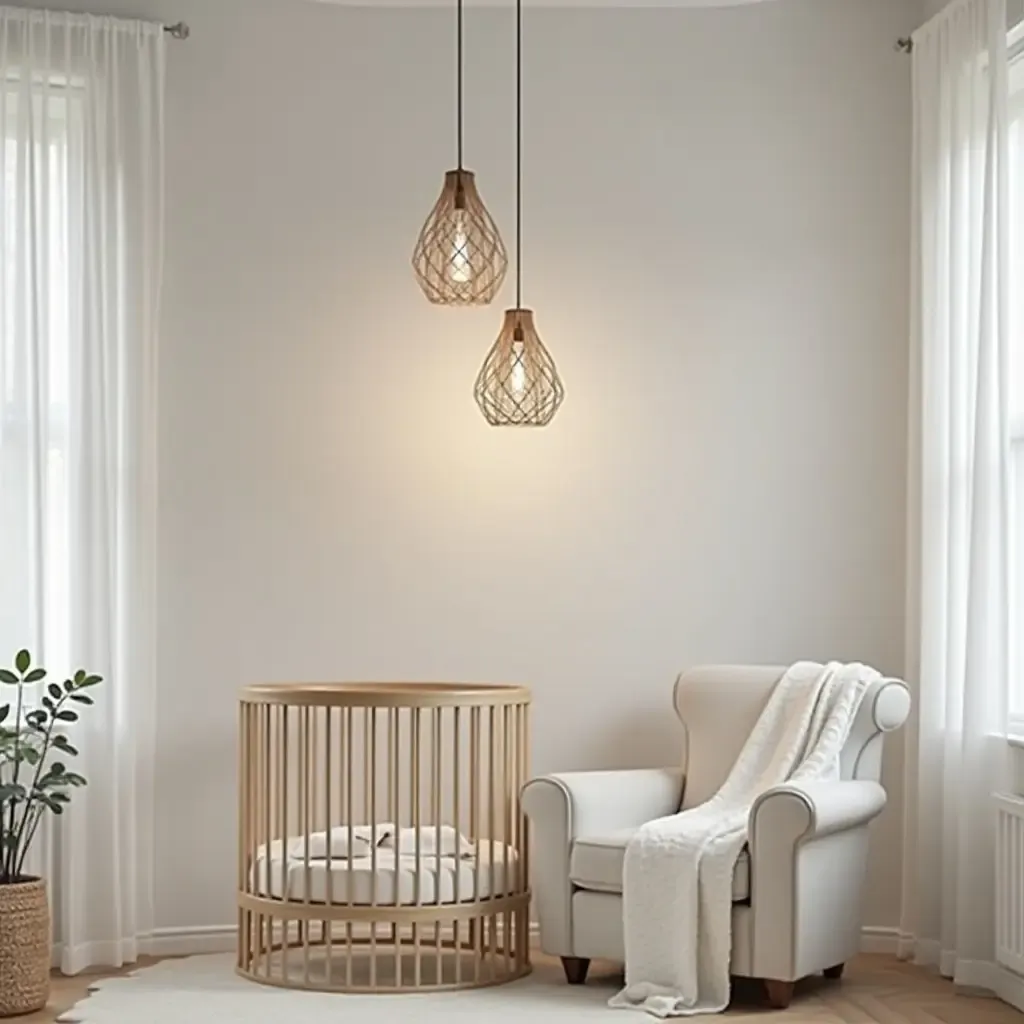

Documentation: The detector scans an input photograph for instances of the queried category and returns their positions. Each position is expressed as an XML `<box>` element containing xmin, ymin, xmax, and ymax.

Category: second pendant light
<box><xmin>474</xmin><ymin>0</ymin><xmax>564</xmax><ymax>427</ymax></box>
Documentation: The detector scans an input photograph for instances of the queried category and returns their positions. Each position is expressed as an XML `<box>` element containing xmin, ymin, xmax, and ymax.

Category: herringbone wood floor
<box><xmin>26</xmin><ymin>951</ymin><xmax>1024</xmax><ymax>1022</ymax></box>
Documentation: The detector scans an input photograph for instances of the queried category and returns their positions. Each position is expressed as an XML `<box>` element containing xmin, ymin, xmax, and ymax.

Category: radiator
<box><xmin>996</xmin><ymin>793</ymin><xmax>1024</xmax><ymax>975</ymax></box>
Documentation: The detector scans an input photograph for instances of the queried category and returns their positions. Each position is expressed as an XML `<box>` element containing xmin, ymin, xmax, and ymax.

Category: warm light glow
<box><xmin>510</xmin><ymin>342</ymin><xmax>527</xmax><ymax>397</ymax></box>
<box><xmin>450</xmin><ymin>214</ymin><xmax>471</xmax><ymax>284</ymax></box>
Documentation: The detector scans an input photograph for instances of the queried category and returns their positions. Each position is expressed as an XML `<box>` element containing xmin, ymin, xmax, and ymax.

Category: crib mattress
<box><xmin>251</xmin><ymin>842</ymin><xmax>520</xmax><ymax>906</ymax></box>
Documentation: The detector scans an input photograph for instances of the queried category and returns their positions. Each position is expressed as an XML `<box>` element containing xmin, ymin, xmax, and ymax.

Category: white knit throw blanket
<box><xmin>609</xmin><ymin>661</ymin><xmax>877</xmax><ymax>1018</ymax></box>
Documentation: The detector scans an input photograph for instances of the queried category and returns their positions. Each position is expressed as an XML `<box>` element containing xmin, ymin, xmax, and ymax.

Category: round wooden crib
<box><xmin>236</xmin><ymin>683</ymin><xmax>532</xmax><ymax>993</ymax></box>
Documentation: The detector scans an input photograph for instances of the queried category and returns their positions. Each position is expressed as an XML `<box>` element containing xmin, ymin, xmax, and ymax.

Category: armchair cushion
<box><xmin>569</xmin><ymin>829</ymin><xmax>751</xmax><ymax>902</ymax></box>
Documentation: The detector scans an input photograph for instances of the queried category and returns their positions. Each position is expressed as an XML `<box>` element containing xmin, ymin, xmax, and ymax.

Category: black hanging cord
<box><xmin>457</xmin><ymin>0</ymin><xmax>464</xmax><ymax>169</ymax></box>
<box><xmin>515</xmin><ymin>0</ymin><xmax>523</xmax><ymax>308</ymax></box>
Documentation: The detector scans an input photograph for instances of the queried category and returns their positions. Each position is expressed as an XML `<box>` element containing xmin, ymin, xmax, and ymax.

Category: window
<box><xmin>0</xmin><ymin>76</ymin><xmax>77</xmax><ymax>686</ymax></box>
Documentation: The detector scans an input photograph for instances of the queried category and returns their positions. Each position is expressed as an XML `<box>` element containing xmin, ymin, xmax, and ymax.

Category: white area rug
<box><xmin>60</xmin><ymin>953</ymin><xmax>626</xmax><ymax>1022</ymax></box>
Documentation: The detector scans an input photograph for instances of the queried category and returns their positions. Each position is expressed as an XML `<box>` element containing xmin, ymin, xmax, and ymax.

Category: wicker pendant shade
<box><xmin>475</xmin><ymin>309</ymin><xmax>563</xmax><ymax>426</ymax></box>
<box><xmin>474</xmin><ymin>0</ymin><xmax>564</xmax><ymax>426</ymax></box>
<box><xmin>412</xmin><ymin>170</ymin><xmax>508</xmax><ymax>305</ymax></box>
<box><xmin>412</xmin><ymin>0</ymin><xmax>507</xmax><ymax>306</ymax></box>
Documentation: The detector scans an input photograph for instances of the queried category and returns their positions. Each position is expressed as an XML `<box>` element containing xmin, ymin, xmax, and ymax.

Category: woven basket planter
<box><xmin>0</xmin><ymin>878</ymin><xmax>51</xmax><ymax>1018</ymax></box>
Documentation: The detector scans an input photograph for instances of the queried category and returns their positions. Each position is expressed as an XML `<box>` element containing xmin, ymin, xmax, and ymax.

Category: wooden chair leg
<box><xmin>764</xmin><ymin>979</ymin><xmax>795</xmax><ymax>1009</ymax></box>
<box><xmin>561</xmin><ymin>956</ymin><xmax>591</xmax><ymax>985</ymax></box>
<box><xmin>824</xmin><ymin>963</ymin><xmax>845</xmax><ymax>980</ymax></box>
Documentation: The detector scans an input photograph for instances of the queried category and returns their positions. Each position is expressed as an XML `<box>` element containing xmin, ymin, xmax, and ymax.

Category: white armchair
<box><xmin>522</xmin><ymin>665</ymin><xmax>910</xmax><ymax>1008</ymax></box>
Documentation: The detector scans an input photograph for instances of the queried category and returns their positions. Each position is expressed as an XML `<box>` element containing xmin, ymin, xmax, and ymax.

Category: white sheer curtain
<box><xmin>0</xmin><ymin>8</ymin><xmax>164</xmax><ymax>973</ymax></box>
<box><xmin>900</xmin><ymin>0</ymin><xmax>1012</xmax><ymax>987</ymax></box>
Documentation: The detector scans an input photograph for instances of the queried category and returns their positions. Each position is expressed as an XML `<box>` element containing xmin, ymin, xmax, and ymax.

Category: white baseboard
<box><xmin>859</xmin><ymin>926</ymin><xmax>900</xmax><ymax>955</ymax></box>
<box><xmin>988</xmin><ymin>964</ymin><xmax>1024</xmax><ymax>1012</ymax></box>
<box><xmin>143</xmin><ymin>922</ymin><xmax>892</xmax><ymax>959</ymax></box>
<box><xmin>869</xmin><ymin>932</ymin><xmax>1024</xmax><ymax>1011</ymax></box>
<box><xmin>150</xmin><ymin>925</ymin><xmax>238</xmax><ymax>957</ymax></box>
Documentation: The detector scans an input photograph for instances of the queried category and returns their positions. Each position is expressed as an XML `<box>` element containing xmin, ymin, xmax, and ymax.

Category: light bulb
<box><xmin>412</xmin><ymin>170</ymin><xmax>508</xmax><ymax>306</ymax></box>
<box><xmin>510</xmin><ymin>341</ymin><xmax>527</xmax><ymax>397</ymax></box>
<box><xmin>450</xmin><ymin>213</ymin><xmax>471</xmax><ymax>284</ymax></box>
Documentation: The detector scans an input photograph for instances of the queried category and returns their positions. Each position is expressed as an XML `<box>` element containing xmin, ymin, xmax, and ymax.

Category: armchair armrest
<box><xmin>747</xmin><ymin>779</ymin><xmax>887</xmax><ymax>982</ymax></box>
<box><xmin>523</xmin><ymin>768</ymin><xmax>684</xmax><ymax>841</ymax></box>
<box><xmin>750</xmin><ymin>779</ymin><xmax>886</xmax><ymax>841</ymax></box>
<box><xmin>521</xmin><ymin>768</ymin><xmax>683</xmax><ymax>958</ymax></box>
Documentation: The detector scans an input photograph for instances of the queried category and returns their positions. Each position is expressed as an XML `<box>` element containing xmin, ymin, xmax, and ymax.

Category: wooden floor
<box><xmin>25</xmin><ymin>951</ymin><xmax>1024</xmax><ymax>1022</ymax></box>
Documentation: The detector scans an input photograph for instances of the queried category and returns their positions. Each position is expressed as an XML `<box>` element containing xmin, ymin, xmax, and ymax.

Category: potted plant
<box><xmin>0</xmin><ymin>650</ymin><xmax>99</xmax><ymax>1017</ymax></box>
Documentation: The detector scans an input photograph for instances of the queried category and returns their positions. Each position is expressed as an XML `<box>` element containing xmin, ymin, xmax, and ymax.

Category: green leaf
<box><xmin>82</xmin><ymin>675</ymin><xmax>102</xmax><ymax>688</ymax></box>
<box><xmin>73</xmin><ymin>670</ymin><xmax>86</xmax><ymax>685</ymax></box>
<box><xmin>25</xmin><ymin>711</ymin><xmax>46</xmax><ymax>729</ymax></box>
<box><xmin>69</xmin><ymin>694</ymin><xmax>94</xmax><ymax>706</ymax></box>
<box><xmin>0</xmin><ymin>670</ymin><xmax>18</xmax><ymax>684</ymax></box>
<box><xmin>52</xmin><ymin>736</ymin><xmax>78</xmax><ymax>757</ymax></box>
<box><xmin>64</xmin><ymin>773</ymin><xmax>87</xmax><ymax>787</ymax></box>
<box><xmin>62</xmin><ymin>679</ymin><xmax>74</xmax><ymax>692</ymax></box>
<box><xmin>15</xmin><ymin>650</ymin><xmax>30</xmax><ymax>674</ymax></box>
<box><xmin>38</xmin><ymin>794</ymin><xmax>65</xmax><ymax>815</ymax></box>
<box><xmin>0</xmin><ymin>706</ymin><xmax>8</xmax><ymax>725</ymax></box>
<box><xmin>56</xmin><ymin>710</ymin><xmax>78</xmax><ymax>722</ymax></box>
<box><xmin>25</xmin><ymin>668</ymin><xmax>46</xmax><ymax>683</ymax></box>
<box><xmin>47</xmin><ymin>683</ymin><xmax>62</xmax><ymax>700</ymax></box>
<box><xmin>51</xmin><ymin>762</ymin><xmax>66</xmax><ymax>776</ymax></box>
<box><xmin>42</xmin><ymin>697</ymin><xmax>54</xmax><ymax>712</ymax></box>
<box><xmin>0</xmin><ymin>784</ymin><xmax>27</xmax><ymax>802</ymax></box>
<box><xmin>20</xmin><ymin>747</ymin><xmax>40</xmax><ymax>765</ymax></box>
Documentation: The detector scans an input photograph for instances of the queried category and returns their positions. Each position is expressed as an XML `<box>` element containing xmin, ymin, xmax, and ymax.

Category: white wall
<box><xmin>919</xmin><ymin>0</ymin><xmax>948</xmax><ymax>20</ymax></box>
<box><xmin>10</xmin><ymin>0</ymin><xmax>918</xmax><ymax>938</ymax></box>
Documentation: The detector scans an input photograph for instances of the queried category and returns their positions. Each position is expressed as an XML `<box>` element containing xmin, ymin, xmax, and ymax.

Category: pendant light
<box><xmin>474</xmin><ymin>0</ymin><xmax>564</xmax><ymax>427</ymax></box>
<box><xmin>412</xmin><ymin>0</ymin><xmax>508</xmax><ymax>306</ymax></box>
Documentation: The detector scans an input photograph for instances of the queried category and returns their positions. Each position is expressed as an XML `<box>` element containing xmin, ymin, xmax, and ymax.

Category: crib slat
<box><xmin>433</xmin><ymin>706</ymin><xmax>443</xmax><ymax>983</ymax></box>
<box><xmin>281</xmin><ymin>707</ymin><xmax>290</xmax><ymax>982</ymax></box>
<box><xmin>346</xmin><ymin>705</ymin><xmax>354</xmax><ymax>989</ymax></box>
<box><xmin>491</xmin><ymin>704</ymin><xmax>499</xmax><ymax>983</ymax></box>
<box><xmin>454</xmin><ymin>706</ymin><xmax>462</xmax><ymax>985</ymax></box>
<box><xmin>263</xmin><ymin>704</ymin><xmax>272</xmax><ymax>979</ymax></box>
<box><xmin>301</xmin><ymin>707</ymin><xmax>312</xmax><ymax>983</ymax></box>
<box><xmin>392</xmin><ymin>708</ymin><xmax>402</xmax><ymax>989</ymax></box>
<box><xmin>413</xmin><ymin>706</ymin><xmax>422</xmax><ymax>989</ymax></box>
<box><xmin>472</xmin><ymin>705</ymin><xmax>482</xmax><ymax>984</ymax></box>
<box><xmin>370</xmin><ymin>706</ymin><xmax>378</xmax><ymax>989</ymax></box>
<box><xmin>325</xmin><ymin>706</ymin><xmax>334</xmax><ymax>985</ymax></box>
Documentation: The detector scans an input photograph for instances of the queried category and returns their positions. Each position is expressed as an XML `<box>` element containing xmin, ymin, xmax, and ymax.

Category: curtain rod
<box><xmin>164</xmin><ymin>21</ymin><xmax>190</xmax><ymax>40</ymax></box>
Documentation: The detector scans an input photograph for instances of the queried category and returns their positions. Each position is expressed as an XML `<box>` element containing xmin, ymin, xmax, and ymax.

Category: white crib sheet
<box><xmin>251</xmin><ymin>841</ymin><xmax>520</xmax><ymax>906</ymax></box>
